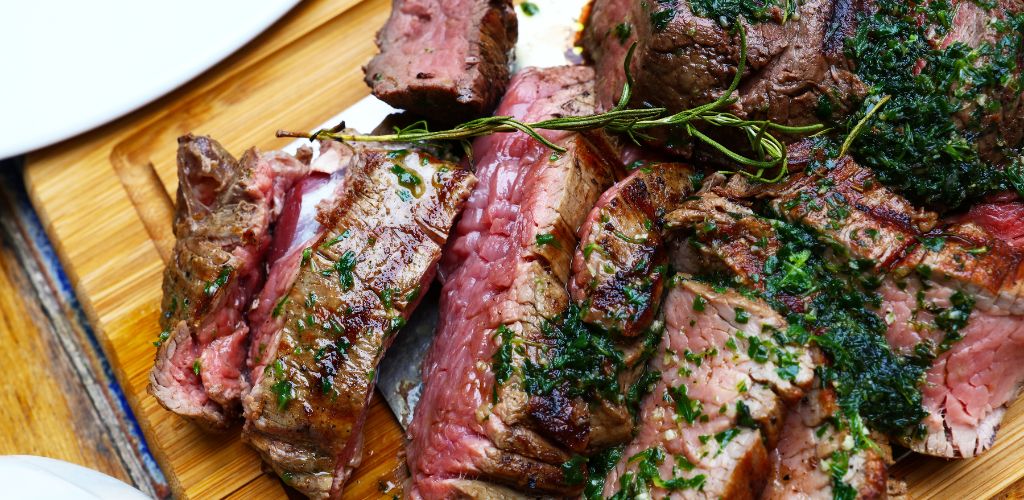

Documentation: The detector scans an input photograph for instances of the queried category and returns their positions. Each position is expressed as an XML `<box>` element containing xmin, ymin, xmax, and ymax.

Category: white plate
<box><xmin>0</xmin><ymin>0</ymin><xmax>299</xmax><ymax>159</ymax></box>
<box><xmin>0</xmin><ymin>456</ymin><xmax>149</xmax><ymax>500</ymax></box>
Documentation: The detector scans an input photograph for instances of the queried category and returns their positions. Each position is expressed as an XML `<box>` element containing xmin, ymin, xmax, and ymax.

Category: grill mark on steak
<box><xmin>665</xmin><ymin>191</ymin><xmax>892</xmax><ymax>497</ymax></box>
<box><xmin>149</xmin><ymin>135</ymin><xmax>308</xmax><ymax>429</ymax></box>
<box><xmin>718</xmin><ymin>142</ymin><xmax>938</xmax><ymax>271</ymax></box>
<box><xmin>364</xmin><ymin>0</ymin><xmax>518</xmax><ymax>123</ymax></box>
<box><xmin>407</xmin><ymin>66</ymin><xmax>621</xmax><ymax>498</ymax></box>
<box><xmin>603</xmin><ymin>280</ymin><xmax>814</xmax><ymax>498</ymax></box>
<box><xmin>242</xmin><ymin>145</ymin><xmax>475</xmax><ymax>499</ymax></box>
<box><xmin>718</xmin><ymin>149</ymin><xmax>1024</xmax><ymax>458</ymax></box>
<box><xmin>666</xmin><ymin>190</ymin><xmax>782</xmax><ymax>293</ymax></box>
<box><xmin>570</xmin><ymin>163</ymin><xmax>694</xmax><ymax>336</ymax></box>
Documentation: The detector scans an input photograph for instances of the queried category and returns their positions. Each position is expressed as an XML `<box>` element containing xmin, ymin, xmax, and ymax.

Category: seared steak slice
<box><xmin>726</xmin><ymin>151</ymin><xmax>1024</xmax><ymax>457</ymax></box>
<box><xmin>603</xmin><ymin>280</ymin><xmax>814</xmax><ymax>498</ymax></box>
<box><xmin>584</xmin><ymin>0</ymin><xmax>1022</xmax><ymax>165</ymax></box>
<box><xmin>719</xmin><ymin>142</ymin><xmax>938</xmax><ymax>271</ymax></box>
<box><xmin>666</xmin><ymin>190</ymin><xmax>781</xmax><ymax>290</ymax></box>
<box><xmin>150</xmin><ymin>135</ymin><xmax>307</xmax><ymax>429</ymax></box>
<box><xmin>247</xmin><ymin>141</ymin><xmax>352</xmax><ymax>388</ymax></box>
<box><xmin>581</xmin><ymin>0</ymin><xmax>866</xmax><ymax>126</ymax></box>
<box><xmin>666</xmin><ymin>191</ymin><xmax>894</xmax><ymax>497</ymax></box>
<box><xmin>242</xmin><ymin>144</ymin><xmax>475</xmax><ymax>499</ymax></box>
<box><xmin>570</xmin><ymin>163</ymin><xmax>693</xmax><ymax>336</ymax></box>
<box><xmin>364</xmin><ymin>0</ymin><xmax>517</xmax><ymax>123</ymax></box>
<box><xmin>407</xmin><ymin>66</ymin><xmax>621</xmax><ymax>498</ymax></box>
<box><xmin>882</xmin><ymin>222</ymin><xmax>1024</xmax><ymax>457</ymax></box>
<box><xmin>763</xmin><ymin>386</ymin><xmax>890</xmax><ymax>500</ymax></box>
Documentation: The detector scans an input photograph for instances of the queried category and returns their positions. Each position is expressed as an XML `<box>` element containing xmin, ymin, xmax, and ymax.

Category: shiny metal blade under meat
<box><xmin>376</xmin><ymin>283</ymin><xmax>440</xmax><ymax>428</ymax></box>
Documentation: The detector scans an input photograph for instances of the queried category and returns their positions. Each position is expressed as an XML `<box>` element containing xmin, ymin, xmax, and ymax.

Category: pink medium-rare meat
<box><xmin>248</xmin><ymin>141</ymin><xmax>351</xmax><ymax>383</ymax></box>
<box><xmin>881</xmin><ymin>222</ymin><xmax>1024</xmax><ymax>457</ymax></box>
<box><xmin>242</xmin><ymin>143</ymin><xmax>475</xmax><ymax>499</ymax></box>
<box><xmin>666</xmin><ymin>191</ymin><xmax>893</xmax><ymax>498</ymax></box>
<box><xmin>149</xmin><ymin>134</ymin><xmax>307</xmax><ymax>429</ymax></box>
<box><xmin>364</xmin><ymin>0</ymin><xmax>517</xmax><ymax>123</ymax></box>
<box><xmin>408</xmin><ymin>66</ymin><xmax>622</xmax><ymax>498</ymax></box>
<box><xmin>570</xmin><ymin>163</ymin><xmax>693</xmax><ymax>336</ymax></box>
<box><xmin>603</xmin><ymin>280</ymin><xmax>814</xmax><ymax>498</ymax></box>
<box><xmin>762</xmin><ymin>386</ymin><xmax>890</xmax><ymax>500</ymax></box>
<box><xmin>957</xmin><ymin>200</ymin><xmax>1024</xmax><ymax>250</ymax></box>
<box><xmin>722</xmin><ymin>146</ymin><xmax>1024</xmax><ymax>458</ymax></box>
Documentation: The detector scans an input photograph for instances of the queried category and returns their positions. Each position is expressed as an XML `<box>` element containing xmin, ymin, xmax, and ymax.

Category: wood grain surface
<box><xmin>16</xmin><ymin>0</ymin><xmax>1024</xmax><ymax>498</ymax></box>
<box><xmin>0</xmin><ymin>163</ymin><xmax>167</xmax><ymax>497</ymax></box>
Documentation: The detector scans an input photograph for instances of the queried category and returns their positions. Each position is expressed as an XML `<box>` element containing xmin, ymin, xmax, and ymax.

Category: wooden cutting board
<box><xmin>19</xmin><ymin>0</ymin><xmax>1024</xmax><ymax>498</ymax></box>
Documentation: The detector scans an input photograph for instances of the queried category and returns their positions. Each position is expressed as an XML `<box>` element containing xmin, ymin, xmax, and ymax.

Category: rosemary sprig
<box><xmin>280</xmin><ymin>27</ymin><xmax>824</xmax><ymax>183</ymax></box>
<box><xmin>838</xmin><ymin>94</ymin><xmax>891</xmax><ymax>158</ymax></box>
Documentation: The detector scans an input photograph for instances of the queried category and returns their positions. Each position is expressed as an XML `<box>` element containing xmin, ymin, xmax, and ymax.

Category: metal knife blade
<box><xmin>377</xmin><ymin>284</ymin><xmax>440</xmax><ymax>429</ymax></box>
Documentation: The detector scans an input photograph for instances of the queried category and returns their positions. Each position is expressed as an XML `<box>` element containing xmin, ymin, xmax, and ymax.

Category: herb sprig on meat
<box><xmin>281</xmin><ymin>28</ymin><xmax>824</xmax><ymax>183</ymax></box>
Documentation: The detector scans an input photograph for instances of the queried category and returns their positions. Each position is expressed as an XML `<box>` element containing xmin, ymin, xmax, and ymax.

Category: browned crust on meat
<box><xmin>243</xmin><ymin>147</ymin><xmax>475</xmax><ymax>499</ymax></box>
<box><xmin>570</xmin><ymin>162</ymin><xmax>694</xmax><ymax>336</ymax></box>
<box><xmin>666</xmin><ymin>192</ymin><xmax>781</xmax><ymax>290</ymax></box>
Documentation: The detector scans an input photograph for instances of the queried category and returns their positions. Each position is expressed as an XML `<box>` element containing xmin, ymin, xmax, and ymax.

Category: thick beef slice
<box><xmin>570</xmin><ymin>163</ymin><xmax>693</xmax><ymax>336</ymax></box>
<box><xmin>721</xmin><ymin>143</ymin><xmax>937</xmax><ymax>270</ymax></box>
<box><xmin>727</xmin><ymin>150</ymin><xmax>1024</xmax><ymax>457</ymax></box>
<box><xmin>407</xmin><ymin>66</ymin><xmax>621</xmax><ymax>498</ymax></box>
<box><xmin>242</xmin><ymin>145</ymin><xmax>475</xmax><ymax>499</ymax></box>
<box><xmin>149</xmin><ymin>135</ymin><xmax>307</xmax><ymax>429</ymax></box>
<box><xmin>604</xmin><ymin>280</ymin><xmax>814</xmax><ymax>498</ymax></box>
<box><xmin>364</xmin><ymin>0</ymin><xmax>517</xmax><ymax>123</ymax></box>
<box><xmin>581</xmin><ymin>0</ymin><xmax>865</xmax><ymax>126</ymax></box>
<box><xmin>666</xmin><ymin>191</ymin><xmax>893</xmax><ymax>497</ymax></box>
<box><xmin>882</xmin><ymin>222</ymin><xmax>1024</xmax><ymax>457</ymax></box>
<box><xmin>763</xmin><ymin>386</ymin><xmax>890</xmax><ymax>500</ymax></box>
<box><xmin>584</xmin><ymin>0</ymin><xmax>1021</xmax><ymax>159</ymax></box>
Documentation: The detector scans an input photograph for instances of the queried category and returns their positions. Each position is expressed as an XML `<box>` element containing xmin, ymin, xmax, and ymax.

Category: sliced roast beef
<box><xmin>882</xmin><ymin>222</ymin><xmax>1024</xmax><ymax>457</ymax></box>
<box><xmin>242</xmin><ymin>143</ymin><xmax>475</xmax><ymax>499</ymax></box>
<box><xmin>247</xmin><ymin>141</ymin><xmax>352</xmax><ymax>390</ymax></box>
<box><xmin>149</xmin><ymin>135</ymin><xmax>307</xmax><ymax>429</ymax></box>
<box><xmin>364</xmin><ymin>0</ymin><xmax>517</xmax><ymax>123</ymax></box>
<box><xmin>725</xmin><ymin>149</ymin><xmax>1024</xmax><ymax>457</ymax></box>
<box><xmin>763</xmin><ymin>386</ymin><xmax>890</xmax><ymax>500</ymax></box>
<box><xmin>581</xmin><ymin>0</ymin><xmax>865</xmax><ymax>126</ymax></box>
<box><xmin>603</xmin><ymin>279</ymin><xmax>814</xmax><ymax>498</ymax></box>
<box><xmin>407</xmin><ymin>66</ymin><xmax>623</xmax><ymax>498</ymax></box>
<box><xmin>666</xmin><ymin>191</ymin><xmax>894</xmax><ymax>497</ymax></box>
<box><xmin>570</xmin><ymin>163</ymin><xmax>693</xmax><ymax>336</ymax></box>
